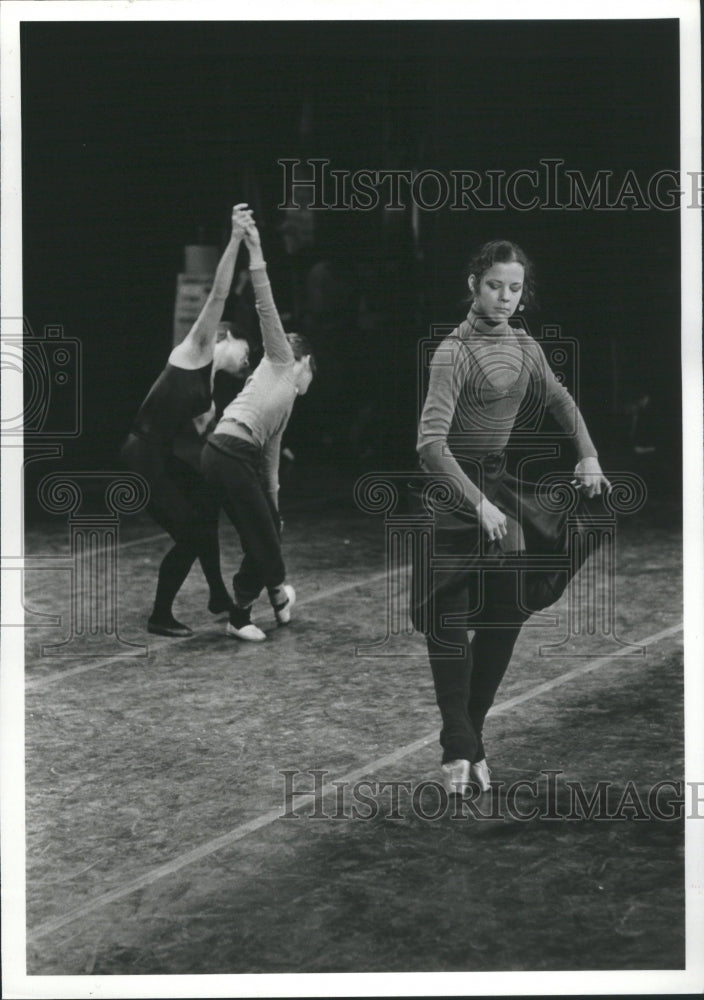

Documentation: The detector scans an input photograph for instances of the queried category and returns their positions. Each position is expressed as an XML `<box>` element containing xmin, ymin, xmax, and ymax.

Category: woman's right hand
<box><xmin>231</xmin><ymin>203</ymin><xmax>254</xmax><ymax>240</ymax></box>
<box><xmin>476</xmin><ymin>497</ymin><xmax>508</xmax><ymax>543</ymax></box>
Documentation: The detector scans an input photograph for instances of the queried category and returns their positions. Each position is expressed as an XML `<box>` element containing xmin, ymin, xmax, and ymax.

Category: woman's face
<box><xmin>469</xmin><ymin>261</ymin><xmax>525</xmax><ymax>321</ymax></box>
<box><xmin>213</xmin><ymin>333</ymin><xmax>250</xmax><ymax>377</ymax></box>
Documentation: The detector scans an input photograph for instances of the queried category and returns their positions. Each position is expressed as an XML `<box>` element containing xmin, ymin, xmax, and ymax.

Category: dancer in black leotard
<box><xmin>121</xmin><ymin>204</ymin><xmax>253</xmax><ymax>637</ymax></box>
<box><xmin>414</xmin><ymin>240</ymin><xmax>610</xmax><ymax>796</ymax></box>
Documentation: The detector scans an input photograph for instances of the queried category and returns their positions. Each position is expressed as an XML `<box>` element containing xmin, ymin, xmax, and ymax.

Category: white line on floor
<box><xmin>31</xmin><ymin>487</ymin><xmax>354</xmax><ymax>557</ymax></box>
<box><xmin>26</xmin><ymin>619</ymin><xmax>683</xmax><ymax>943</ymax></box>
<box><xmin>117</xmin><ymin>530</ymin><xmax>169</xmax><ymax>550</ymax></box>
<box><xmin>25</xmin><ymin>568</ymin><xmax>393</xmax><ymax>691</ymax></box>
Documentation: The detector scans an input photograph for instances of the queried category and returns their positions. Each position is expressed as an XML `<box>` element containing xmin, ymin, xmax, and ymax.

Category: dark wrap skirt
<box><xmin>409</xmin><ymin>451</ymin><xmax>608</xmax><ymax>632</ymax></box>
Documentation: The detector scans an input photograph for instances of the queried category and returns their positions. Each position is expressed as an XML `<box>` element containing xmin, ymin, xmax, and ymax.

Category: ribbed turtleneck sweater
<box><xmin>416</xmin><ymin>307</ymin><xmax>598</xmax><ymax>509</ymax></box>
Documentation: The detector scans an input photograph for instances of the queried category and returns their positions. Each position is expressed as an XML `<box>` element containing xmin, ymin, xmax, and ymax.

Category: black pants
<box><xmin>201</xmin><ymin>436</ymin><xmax>285</xmax><ymax>606</ymax></box>
<box><xmin>411</xmin><ymin>453</ymin><xmax>604</xmax><ymax>764</ymax></box>
<box><xmin>427</xmin><ymin>570</ymin><xmax>527</xmax><ymax>764</ymax></box>
<box><xmin>120</xmin><ymin>433</ymin><xmax>228</xmax><ymax>615</ymax></box>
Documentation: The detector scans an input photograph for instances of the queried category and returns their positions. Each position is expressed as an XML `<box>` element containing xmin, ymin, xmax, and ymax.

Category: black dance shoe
<box><xmin>147</xmin><ymin>615</ymin><xmax>194</xmax><ymax>638</ymax></box>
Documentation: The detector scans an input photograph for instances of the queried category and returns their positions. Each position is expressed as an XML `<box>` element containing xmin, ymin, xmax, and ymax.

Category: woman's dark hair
<box><xmin>286</xmin><ymin>332</ymin><xmax>317</xmax><ymax>375</ymax></box>
<box><xmin>466</xmin><ymin>239</ymin><xmax>536</xmax><ymax>309</ymax></box>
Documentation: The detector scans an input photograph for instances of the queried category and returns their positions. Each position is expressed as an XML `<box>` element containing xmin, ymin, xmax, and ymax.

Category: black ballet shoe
<box><xmin>208</xmin><ymin>594</ymin><xmax>235</xmax><ymax>615</ymax></box>
<box><xmin>147</xmin><ymin>615</ymin><xmax>194</xmax><ymax>638</ymax></box>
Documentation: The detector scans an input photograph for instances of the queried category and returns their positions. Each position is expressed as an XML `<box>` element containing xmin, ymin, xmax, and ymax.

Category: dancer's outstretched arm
<box><xmin>243</xmin><ymin>221</ymin><xmax>294</xmax><ymax>365</ymax></box>
<box><xmin>533</xmin><ymin>341</ymin><xmax>611</xmax><ymax>497</ymax></box>
<box><xmin>170</xmin><ymin>203</ymin><xmax>252</xmax><ymax>369</ymax></box>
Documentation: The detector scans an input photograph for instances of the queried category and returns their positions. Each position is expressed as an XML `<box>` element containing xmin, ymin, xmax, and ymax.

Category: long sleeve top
<box><xmin>417</xmin><ymin>310</ymin><xmax>598</xmax><ymax>509</ymax></box>
<box><xmin>215</xmin><ymin>264</ymin><xmax>297</xmax><ymax>507</ymax></box>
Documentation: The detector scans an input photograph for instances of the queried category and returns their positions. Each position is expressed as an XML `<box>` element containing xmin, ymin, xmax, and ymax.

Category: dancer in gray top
<box><xmin>202</xmin><ymin>216</ymin><xmax>315</xmax><ymax>642</ymax></box>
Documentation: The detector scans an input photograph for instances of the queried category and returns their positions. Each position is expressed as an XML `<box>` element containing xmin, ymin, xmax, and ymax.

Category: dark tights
<box><xmin>151</xmin><ymin>529</ymin><xmax>228</xmax><ymax>619</ymax></box>
<box><xmin>122</xmin><ymin>435</ymin><xmax>230</xmax><ymax>620</ymax></box>
<box><xmin>427</xmin><ymin>569</ymin><xmax>528</xmax><ymax>764</ymax></box>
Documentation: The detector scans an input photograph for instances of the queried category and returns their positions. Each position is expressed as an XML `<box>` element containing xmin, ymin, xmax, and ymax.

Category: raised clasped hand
<box><xmin>231</xmin><ymin>202</ymin><xmax>254</xmax><ymax>239</ymax></box>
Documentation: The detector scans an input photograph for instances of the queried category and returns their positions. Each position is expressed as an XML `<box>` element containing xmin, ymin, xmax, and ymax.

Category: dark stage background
<box><xmin>20</xmin><ymin>19</ymin><xmax>681</xmax><ymax>511</ymax></box>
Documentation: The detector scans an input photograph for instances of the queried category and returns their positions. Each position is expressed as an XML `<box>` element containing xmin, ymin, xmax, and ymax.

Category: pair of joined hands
<box><xmin>230</xmin><ymin>202</ymin><xmax>261</xmax><ymax>252</ymax></box>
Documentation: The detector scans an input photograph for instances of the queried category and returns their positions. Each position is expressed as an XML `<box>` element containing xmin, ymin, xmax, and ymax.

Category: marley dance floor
<box><xmin>16</xmin><ymin>462</ymin><xmax>685</xmax><ymax>975</ymax></box>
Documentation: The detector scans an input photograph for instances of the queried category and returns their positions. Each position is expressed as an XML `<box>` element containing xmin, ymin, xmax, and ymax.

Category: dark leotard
<box><xmin>121</xmin><ymin>361</ymin><xmax>215</xmax><ymax>543</ymax></box>
<box><xmin>127</xmin><ymin>362</ymin><xmax>211</xmax><ymax>456</ymax></box>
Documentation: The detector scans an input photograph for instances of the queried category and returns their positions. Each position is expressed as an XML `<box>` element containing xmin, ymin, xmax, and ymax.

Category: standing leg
<box><xmin>427</xmin><ymin>582</ymin><xmax>481</xmax><ymax>766</ymax></box>
<box><xmin>466</xmin><ymin>564</ymin><xmax>528</xmax><ymax>787</ymax></box>
<box><xmin>165</xmin><ymin>454</ymin><xmax>233</xmax><ymax>614</ymax></box>
<box><xmin>122</xmin><ymin>434</ymin><xmax>231</xmax><ymax>634</ymax></box>
<box><xmin>136</xmin><ymin>461</ymin><xmax>205</xmax><ymax>636</ymax></box>
<box><xmin>198</xmin><ymin>520</ymin><xmax>235</xmax><ymax>615</ymax></box>
<box><xmin>149</xmin><ymin>541</ymin><xmax>199</xmax><ymax>636</ymax></box>
<box><xmin>467</xmin><ymin>624</ymin><xmax>522</xmax><ymax>762</ymax></box>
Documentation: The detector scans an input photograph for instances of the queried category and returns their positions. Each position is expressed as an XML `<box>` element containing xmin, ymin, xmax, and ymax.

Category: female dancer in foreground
<box><xmin>121</xmin><ymin>205</ymin><xmax>253</xmax><ymax>636</ymax></box>
<box><xmin>202</xmin><ymin>217</ymin><xmax>315</xmax><ymax>642</ymax></box>
<box><xmin>414</xmin><ymin>240</ymin><xmax>610</xmax><ymax>795</ymax></box>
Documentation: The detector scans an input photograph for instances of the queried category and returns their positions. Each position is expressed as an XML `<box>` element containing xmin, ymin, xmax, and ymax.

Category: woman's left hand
<box><xmin>574</xmin><ymin>457</ymin><xmax>611</xmax><ymax>497</ymax></box>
